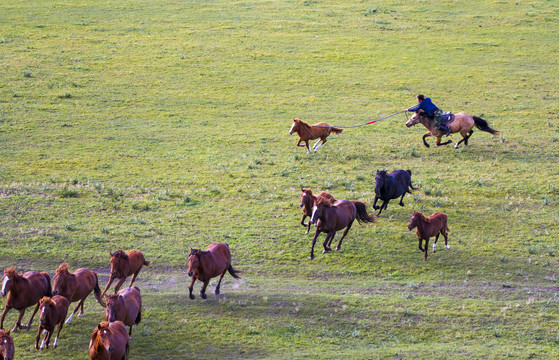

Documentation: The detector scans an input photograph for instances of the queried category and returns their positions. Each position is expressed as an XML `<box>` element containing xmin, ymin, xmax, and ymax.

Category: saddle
<box><xmin>441</xmin><ymin>111</ymin><xmax>455</xmax><ymax>125</ymax></box>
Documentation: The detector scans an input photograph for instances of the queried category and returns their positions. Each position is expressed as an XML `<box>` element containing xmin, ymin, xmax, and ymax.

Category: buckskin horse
<box><xmin>373</xmin><ymin>169</ymin><xmax>415</xmax><ymax>216</ymax></box>
<box><xmin>52</xmin><ymin>264</ymin><xmax>106</xmax><ymax>324</ymax></box>
<box><xmin>406</xmin><ymin>110</ymin><xmax>499</xmax><ymax>149</ymax></box>
<box><xmin>0</xmin><ymin>329</ymin><xmax>14</xmax><ymax>360</ymax></box>
<box><xmin>35</xmin><ymin>295</ymin><xmax>69</xmax><ymax>350</ymax></box>
<box><xmin>104</xmin><ymin>286</ymin><xmax>142</xmax><ymax>338</ymax></box>
<box><xmin>309</xmin><ymin>197</ymin><xmax>375</xmax><ymax>260</ymax></box>
<box><xmin>100</xmin><ymin>250</ymin><xmax>150</xmax><ymax>298</ymax></box>
<box><xmin>299</xmin><ymin>189</ymin><xmax>336</xmax><ymax>234</ymax></box>
<box><xmin>408</xmin><ymin>211</ymin><xmax>450</xmax><ymax>261</ymax></box>
<box><xmin>187</xmin><ymin>243</ymin><xmax>241</xmax><ymax>300</ymax></box>
<box><xmin>89</xmin><ymin>321</ymin><xmax>129</xmax><ymax>360</ymax></box>
<box><xmin>289</xmin><ymin>118</ymin><xmax>343</xmax><ymax>153</ymax></box>
<box><xmin>1</xmin><ymin>267</ymin><xmax>52</xmax><ymax>332</ymax></box>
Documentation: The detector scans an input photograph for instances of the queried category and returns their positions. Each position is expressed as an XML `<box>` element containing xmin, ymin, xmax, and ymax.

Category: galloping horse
<box><xmin>52</xmin><ymin>264</ymin><xmax>106</xmax><ymax>325</ymax></box>
<box><xmin>1</xmin><ymin>267</ymin><xmax>52</xmax><ymax>332</ymax></box>
<box><xmin>299</xmin><ymin>189</ymin><xmax>336</xmax><ymax>234</ymax></box>
<box><xmin>105</xmin><ymin>286</ymin><xmax>142</xmax><ymax>338</ymax></box>
<box><xmin>405</xmin><ymin>111</ymin><xmax>499</xmax><ymax>149</ymax></box>
<box><xmin>100</xmin><ymin>250</ymin><xmax>150</xmax><ymax>298</ymax></box>
<box><xmin>408</xmin><ymin>211</ymin><xmax>450</xmax><ymax>261</ymax></box>
<box><xmin>35</xmin><ymin>295</ymin><xmax>69</xmax><ymax>350</ymax></box>
<box><xmin>289</xmin><ymin>118</ymin><xmax>343</xmax><ymax>153</ymax></box>
<box><xmin>0</xmin><ymin>329</ymin><xmax>14</xmax><ymax>360</ymax></box>
<box><xmin>309</xmin><ymin>197</ymin><xmax>375</xmax><ymax>260</ymax></box>
<box><xmin>187</xmin><ymin>243</ymin><xmax>241</xmax><ymax>300</ymax></box>
<box><xmin>373</xmin><ymin>169</ymin><xmax>415</xmax><ymax>216</ymax></box>
<box><xmin>89</xmin><ymin>321</ymin><xmax>129</xmax><ymax>360</ymax></box>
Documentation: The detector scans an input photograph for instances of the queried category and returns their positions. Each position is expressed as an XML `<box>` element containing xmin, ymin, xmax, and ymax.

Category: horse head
<box><xmin>39</xmin><ymin>297</ymin><xmax>56</xmax><ymax>326</ymax></box>
<box><xmin>104</xmin><ymin>294</ymin><xmax>122</xmax><ymax>323</ymax></box>
<box><xmin>310</xmin><ymin>197</ymin><xmax>331</xmax><ymax>224</ymax></box>
<box><xmin>1</xmin><ymin>268</ymin><xmax>17</xmax><ymax>297</ymax></box>
<box><xmin>0</xmin><ymin>329</ymin><xmax>14</xmax><ymax>360</ymax></box>
<box><xmin>289</xmin><ymin>118</ymin><xmax>301</xmax><ymax>135</ymax></box>
<box><xmin>405</xmin><ymin>111</ymin><xmax>423</xmax><ymax>128</ymax></box>
<box><xmin>52</xmin><ymin>263</ymin><xmax>70</xmax><ymax>296</ymax></box>
<box><xmin>300</xmin><ymin>188</ymin><xmax>314</xmax><ymax>209</ymax></box>
<box><xmin>90</xmin><ymin>322</ymin><xmax>114</xmax><ymax>355</ymax></box>
<box><xmin>375</xmin><ymin>170</ymin><xmax>387</xmax><ymax>195</ymax></box>
<box><xmin>408</xmin><ymin>211</ymin><xmax>422</xmax><ymax>231</ymax></box>
<box><xmin>187</xmin><ymin>249</ymin><xmax>202</xmax><ymax>277</ymax></box>
<box><xmin>109</xmin><ymin>250</ymin><xmax>129</xmax><ymax>276</ymax></box>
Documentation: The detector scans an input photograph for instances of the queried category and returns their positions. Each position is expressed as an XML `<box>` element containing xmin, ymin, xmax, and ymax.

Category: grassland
<box><xmin>0</xmin><ymin>0</ymin><xmax>558</xmax><ymax>359</ymax></box>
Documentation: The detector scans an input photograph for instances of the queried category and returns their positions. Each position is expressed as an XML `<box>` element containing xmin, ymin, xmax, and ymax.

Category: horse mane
<box><xmin>316</xmin><ymin>196</ymin><xmax>333</xmax><ymax>208</ymax></box>
<box><xmin>317</xmin><ymin>192</ymin><xmax>336</xmax><ymax>206</ymax></box>
<box><xmin>40</xmin><ymin>296</ymin><xmax>56</xmax><ymax>307</ymax></box>
<box><xmin>91</xmin><ymin>321</ymin><xmax>111</xmax><ymax>342</ymax></box>
<box><xmin>3</xmin><ymin>267</ymin><xmax>18</xmax><ymax>278</ymax></box>
<box><xmin>113</xmin><ymin>250</ymin><xmax>129</xmax><ymax>260</ymax></box>
<box><xmin>56</xmin><ymin>263</ymin><xmax>70</xmax><ymax>274</ymax></box>
<box><xmin>293</xmin><ymin>118</ymin><xmax>311</xmax><ymax>130</ymax></box>
<box><xmin>0</xmin><ymin>329</ymin><xmax>11</xmax><ymax>338</ymax></box>
<box><xmin>413</xmin><ymin>211</ymin><xmax>429</xmax><ymax>222</ymax></box>
<box><xmin>105</xmin><ymin>293</ymin><xmax>120</xmax><ymax>305</ymax></box>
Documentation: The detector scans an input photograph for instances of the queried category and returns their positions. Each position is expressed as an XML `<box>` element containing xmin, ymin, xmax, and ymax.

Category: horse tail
<box><xmin>41</xmin><ymin>272</ymin><xmax>52</xmax><ymax>297</ymax></box>
<box><xmin>473</xmin><ymin>116</ymin><xmax>499</xmax><ymax>135</ymax></box>
<box><xmin>135</xmin><ymin>309</ymin><xmax>142</xmax><ymax>325</ymax></box>
<box><xmin>330</xmin><ymin>126</ymin><xmax>344</xmax><ymax>134</ymax></box>
<box><xmin>353</xmin><ymin>201</ymin><xmax>376</xmax><ymax>223</ymax></box>
<box><xmin>144</xmin><ymin>259</ymin><xmax>151</xmax><ymax>266</ymax></box>
<box><xmin>93</xmin><ymin>273</ymin><xmax>106</xmax><ymax>308</ymax></box>
<box><xmin>406</xmin><ymin>170</ymin><xmax>416</xmax><ymax>190</ymax></box>
<box><xmin>227</xmin><ymin>264</ymin><xmax>241</xmax><ymax>280</ymax></box>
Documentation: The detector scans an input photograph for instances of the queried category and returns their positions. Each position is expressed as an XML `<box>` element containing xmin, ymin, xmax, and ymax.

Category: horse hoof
<box><xmin>201</xmin><ymin>294</ymin><xmax>207</xmax><ymax>299</ymax></box>
<box><xmin>446</xmin><ymin>245</ymin><xmax>451</xmax><ymax>250</ymax></box>
<box><xmin>399</xmin><ymin>202</ymin><xmax>404</xmax><ymax>207</ymax></box>
<box><xmin>215</xmin><ymin>290</ymin><xmax>221</xmax><ymax>296</ymax></box>
<box><xmin>335</xmin><ymin>246</ymin><xmax>340</xmax><ymax>251</ymax></box>
<box><xmin>189</xmin><ymin>294</ymin><xmax>195</xmax><ymax>300</ymax></box>
<box><xmin>310</xmin><ymin>255</ymin><xmax>315</xmax><ymax>260</ymax></box>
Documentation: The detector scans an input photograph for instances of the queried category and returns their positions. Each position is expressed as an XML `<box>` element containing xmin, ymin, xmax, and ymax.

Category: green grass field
<box><xmin>1</xmin><ymin>0</ymin><xmax>558</xmax><ymax>358</ymax></box>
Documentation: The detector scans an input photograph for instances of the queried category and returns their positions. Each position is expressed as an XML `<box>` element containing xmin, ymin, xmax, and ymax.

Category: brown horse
<box><xmin>299</xmin><ymin>189</ymin><xmax>337</xmax><ymax>234</ymax></box>
<box><xmin>406</xmin><ymin>111</ymin><xmax>499</xmax><ymax>149</ymax></box>
<box><xmin>309</xmin><ymin>197</ymin><xmax>375</xmax><ymax>260</ymax></box>
<box><xmin>35</xmin><ymin>295</ymin><xmax>69</xmax><ymax>350</ymax></box>
<box><xmin>100</xmin><ymin>250</ymin><xmax>150</xmax><ymax>298</ymax></box>
<box><xmin>89</xmin><ymin>321</ymin><xmax>129</xmax><ymax>360</ymax></box>
<box><xmin>289</xmin><ymin>118</ymin><xmax>343</xmax><ymax>153</ymax></box>
<box><xmin>105</xmin><ymin>286</ymin><xmax>142</xmax><ymax>338</ymax></box>
<box><xmin>0</xmin><ymin>329</ymin><xmax>14</xmax><ymax>360</ymax></box>
<box><xmin>52</xmin><ymin>264</ymin><xmax>106</xmax><ymax>325</ymax></box>
<box><xmin>1</xmin><ymin>268</ymin><xmax>52</xmax><ymax>332</ymax></box>
<box><xmin>408</xmin><ymin>211</ymin><xmax>450</xmax><ymax>261</ymax></box>
<box><xmin>188</xmin><ymin>243</ymin><xmax>241</xmax><ymax>300</ymax></box>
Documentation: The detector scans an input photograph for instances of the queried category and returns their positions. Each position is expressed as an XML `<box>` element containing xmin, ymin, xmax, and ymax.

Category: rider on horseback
<box><xmin>405</xmin><ymin>94</ymin><xmax>451</xmax><ymax>136</ymax></box>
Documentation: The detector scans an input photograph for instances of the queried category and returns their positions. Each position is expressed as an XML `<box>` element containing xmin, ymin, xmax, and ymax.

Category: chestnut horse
<box><xmin>0</xmin><ymin>329</ymin><xmax>14</xmax><ymax>360</ymax></box>
<box><xmin>373</xmin><ymin>169</ymin><xmax>415</xmax><ymax>216</ymax></box>
<box><xmin>100</xmin><ymin>250</ymin><xmax>150</xmax><ymax>298</ymax></box>
<box><xmin>406</xmin><ymin>111</ymin><xmax>499</xmax><ymax>149</ymax></box>
<box><xmin>52</xmin><ymin>264</ymin><xmax>106</xmax><ymax>324</ymax></box>
<box><xmin>309</xmin><ymin>197</ymin><xmax>375</xmax><ymax>260</ymax></box>
<box><xmin>408</xmin><ymin>211</ymin><xmax>450</xmax><ymax>261</ymax></box>
<box><xmin>89</xmin><ymin>321</ymin><xmax>129</xmax><ymax>360</ymax></box>
<box><xmin>1</xmin><ymin>268</ymin><xmax>52</xmax><ymax>332</ymax></box>
<box><xmin>187</xmin><ymin>243</ymin><xmax>241</xmax><ymax>300</ymax></box>
<box><xmin>35</xmin><ymin>295</ymin><xmax>69</xmax><ymax>350</ymax></box>
<box><xmin>105</xmin><ymin>286</ymin><xmax>142</xmax><ymax>338</ymax></box>
<box><xmin>289</xmin><ymin>118</ymin><xmax>343</xmax><ymax>153</ymax></box>
<box><xmin>299</xmin><ymin>189</ymin><xmax>336</xmax><ymax>234</ymax></box>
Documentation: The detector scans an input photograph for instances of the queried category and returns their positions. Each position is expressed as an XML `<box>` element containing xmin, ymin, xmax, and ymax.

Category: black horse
<box><xmin>373</xmin><ymin>169</ymin><xmax>415</xmax><ymax>216</ymax></box>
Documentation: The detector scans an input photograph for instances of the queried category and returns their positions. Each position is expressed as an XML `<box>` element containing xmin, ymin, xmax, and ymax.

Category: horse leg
<box><xmin>79</xmin><ymin>295</ymin><xmax>87</xmax><ymax>316</ymax></box>
<box><xmin>442</xmin><ymin>230</ymin><xmax>450</xmax><ymax>249</ymax></box>
<box><xmin>424</xmin><ymin>238</ymin><xmax>430</xmax><ymax>261</ymax></box>
<box><xmin>433</xmin><ymin>233</ymin><xmax>440</xmax><ymax>253</ymax></box>
<box><xmin>35</xmin><ymin>324</ymin><xmax>44</xmax><ymax>349</ymax></box>
<box><xmin>305</xmin><ymin>140</ymin><xmax>311</xmax><ymax>154</ymax></box>
<box><xmin>43</xmin><ymin>328</ymin><xmax>54</xmax><ymax>349</ymax></box>
<box><xmin>200</xmin><ymin>280</ymin><xmax>209</xmax><ymax>299</ymax></box>
<box><xmin>372</xmin><ymin>195</ymin><xmax>380</xmax><ymax>210</ymax></box>
<box><xmin>418</xmin><ymin>237</ymin><xmax>425</xmax><ymax>253</ymax></box>
<box><xmin>53</xmin><ymin>322</ymin><xmax>64</xmax><ymax>348</ymax></box>
<box><xmin>113</xmin><ymin>278</ymin><xmax>126</xmax><ymax>293</ymax></box>
<box><xmin>0</xmin><ymin>305</ymin><xmax>11</xmax><ymax>330</ymax></box>
<box><xmin>322</xmin><ymin>232</ymin><xmax>334</xmax><ymax>252</ymax></box>
<box><xmin>312</xmin><ymin>139</ymin><xmax>321</xmax><ymax>150</ymax></box>
<box><xmin>310</xmin><ymin>229</ymin><xmax>321</xmax><ymax>260</ymax></box>
<box><xmin>24</xmin><ymin>303</ymin><xmax>40</xmax><ymax>330</ymax></box>
<box><xmin>215</xmin><ymin>271</ymin><xmax>226</xmax><ymax>295</ymax></box>
<box><xmin>376</xmin><ymin>200</ymin><xmax>386</xmax><ymax>216</ymax></box>
<box><xmin>435</xmin><ymin>136</ymin><xmax>452</xmax><ymax>147</ymax></box>
<box><xmin>128</xmin><ymin>270</ymin><xmax>141</xmax><ymax>288</ymax></box>
<box><xmin>188</xmin><ymin>277</ymin><xmax>196</xmax><ymax>300</ymax></box>
<box><xmin>422</xmin><ymin>133</ymin><xmax>431</xmax><ymax>148</ymax></box>
<box><xmin>66</xmin><ymin>300</ymin><xmax>84</xmax><ymax>324</ymax></box>
<box><xmin>100</xmin><ymin>275</ymin><xmax>115</xmax><ymax>298</ymax></box>
<box><xmin>335</xmin><ymin>221</ymin><xmax>354</xmax><ymax>251</ymax></box>
<box><xmin>398</xmin><ymin>192</ymin><xmax>406</xmax><ymax>206</ymax></box>
<box><xmin>314</xmin><ymin>138</ymin><xmax>326</xmax><ymax>152</ymax></box>
<box><xmin>301</xmin><ymin>214</ymin><xmax>311</xmax><ymax>234</ymax></box>
<box><xmin>464</xmin><ymin>130</ymin><xmax>473</xmax><ymax>146</ymax></box>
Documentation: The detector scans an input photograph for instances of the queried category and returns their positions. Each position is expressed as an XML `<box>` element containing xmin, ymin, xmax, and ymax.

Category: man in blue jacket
<box><xmin>405</xmin><ymin>94</ymin><xmax>450</xmax><ymax>135</ymax></box>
